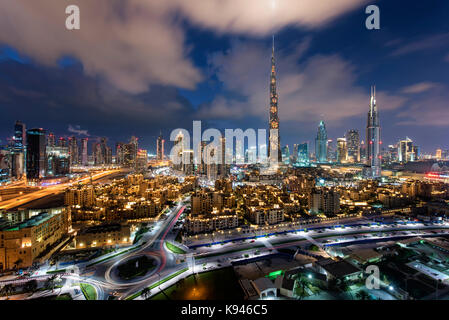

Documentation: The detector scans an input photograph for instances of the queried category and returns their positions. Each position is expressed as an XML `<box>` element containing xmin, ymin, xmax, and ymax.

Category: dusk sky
<box><xmin>0</xmin><ymin>0</ymin><xmax>448</xmax><ymax>154</ymax></box>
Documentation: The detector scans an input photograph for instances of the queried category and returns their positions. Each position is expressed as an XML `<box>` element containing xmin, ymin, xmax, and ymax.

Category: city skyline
<box><xmin>0</xmin><ymin>1</ymin><xmax>448</xmax><ymax>153</ymax></box>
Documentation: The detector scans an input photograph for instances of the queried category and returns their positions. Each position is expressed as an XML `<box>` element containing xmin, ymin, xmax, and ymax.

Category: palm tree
<box><xmin>141</xmin><ymin>287</ymin><xmax>151</xmax><ymax>299</ymax></box>
<box><xmin>1</xmin><ymin>284</ymin><xmax>14</xmax><ymax>298</ymax></box>
<box><xmin>356</xmin><ymin>290</ymin><xmax>371</xmax><ymax>300</ymax></box>
<box><xmin>24</xmin><ymin>279</ymin><xmax>38</xmax><ymax>295</ymax></box>
<box><xmin>295</xmin><ymin>277</ymin><xmax>308</xmax><ymax>300</ymax></box>
<box><xmin>45</xmin><ymin>275</ymin><xmax>58</xmax><ymax>292</ymax></box>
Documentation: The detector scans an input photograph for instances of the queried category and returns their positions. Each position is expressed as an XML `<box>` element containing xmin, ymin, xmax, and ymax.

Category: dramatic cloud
<box><xmin>0</xmin><ymin>0</ymin><xmax>368</xmax><ymax>94</ymax></box>
<box><xmin>68</xmin><ymin>125</ymin><xmax>90</xmax><ymax>137</ymax></box>
<box><xmin>390</xmin><ymin>32</ymin><xmax>449</xmax><ymax>56</ymax></box>
<box><xmin>401</xmin><ymin>82</ymin><xmax>440</xmax><ymax>94</ymax></box>
<box><xmin>197</xmin><ymin>40</ymin><xmax>406</xmax><ymax>127</ymax></box>
<box><xmin>396</xmin><ymin>85</ymin><xmax>449</xmax><ymax>127</ymax></box>
<box><xmin>0</xmin><ymin>0</ymin><xmax>202</xmax><ymax>93</ymax></box>
<box><xmin>172</xmin><ymin>0</ymin><xmax>369</xmax><ymax>34</ymax></box>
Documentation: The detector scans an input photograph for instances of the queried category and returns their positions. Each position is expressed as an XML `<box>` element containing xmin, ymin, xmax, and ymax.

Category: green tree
<box><xmin>24</xmin><ymin>279</ymin><xmax>38</xmax><ymax>294</ymax></box>
<box><xmin>356</xmin><ymin>290</ymin><xmax>371</xmax><ymax>300</ymax></box>
<box><xmin>141</xmin><ymin>287</ymin><xmax>151</xmax><ymax>299</ymax></box>
<box><xmin>295</xmin><ymin>277</ymin><xmax>308</xmax><ymax>300</ymax></box>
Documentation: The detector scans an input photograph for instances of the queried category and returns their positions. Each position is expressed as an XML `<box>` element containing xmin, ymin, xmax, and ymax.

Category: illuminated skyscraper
<box><xmin>14</xmin><ymin>121</ymin><xmax>26</xmax><ymax>151</ymax></box>
<box><xmin>315</xmin><ymin>121</ymin><xmax>328</xmax><ymax>163</ymax></box>
<box><xmin>337</xmin><ymin>138</ymin><xmax>348</xmax><ymax>164</ymax></box>
<box><xmin>268</xmin><ymin>36</ymin><xmax>282</xmax><ymax>164</ymax></box>
<box><xmin>26</xmin><ymin>128</ymin><xmax>46</xmax><ymax>180</ymax></box>
<box><xmin>345</xmin><ymin>129</ymin><xmax>360</xmax><ymax>163</ymax></box>
<box><xmin>366</xmin><ymin>85</ymin><xmax>381</xmax><ymax>178</ymax></box>
<box><xmin>68</xmin><ymin>136</ymin><xmax>79</xmax><ymax>166</ymax></box>
<box><xmin>156</xmin><ymin>131</ymin><xmax>165</xmax><ymax>161</ymax></box>
<box><xmin>80</xmin><ymin>138</ymin><xmax>88</xmax><ymax>166</ymax></box>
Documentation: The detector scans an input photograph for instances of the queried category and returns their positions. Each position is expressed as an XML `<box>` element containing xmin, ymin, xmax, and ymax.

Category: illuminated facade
<box><xmin>315</xmin><ymin>121</ymin><xmax>328</xmax><ymax>163</ymax></box>
<box><xmin>366</xmin><ymin>85</ymin><xmax>381</xmax><ymax>178</ymax></box>
<box><xmin>268</xmin><ymin>37</ymin><xmax>282</xmax><ymax>164</ymax></box>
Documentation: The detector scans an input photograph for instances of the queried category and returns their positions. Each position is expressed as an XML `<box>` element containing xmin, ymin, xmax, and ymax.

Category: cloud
<box><xmin>68</xmin><ymin>125</ymin><xmax>89</xmax><ymax>136</ymax></box>
<box><xmin>401</xmin><ymin>82</ymin><xmax>440</xmax><ymax>94</ymax></box>
<box><xmin>390</xmin><ymin>32</ymin><xmax>449</xmax><ymax>56</ymax></box>
<box><xmin>0</xmin><ymin>0</ymin><xmax>202</xmax><ymax>94</ymax></box>
<box><xmin>197</xmin><ymin>40</ymin><xmax>406</xmax><ymax>127</ymax></box>
<box><xmin>0</xmin><ymin>60</ymin><xmax>196</xmax><ymax>145</ymax></box>
<box><xmin>0</xmin><ymin>0</ymin><xmax>368</xmax><ymax>94</ymax></box>
<box><xmin>173</xmin><ymin>0</ymin><xmax>369</xmax><ymax>34</ymax></box>
<box><xmin>396</xmin><ymin>84</ymin><xmax>449</xmax><ymax>127</ymax></box>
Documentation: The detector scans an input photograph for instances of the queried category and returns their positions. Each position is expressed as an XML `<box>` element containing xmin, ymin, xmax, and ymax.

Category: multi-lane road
<box><xmin>0</xmin><ymin>169</ymin><xmax>124</xmax><ymax>210</ymax></box>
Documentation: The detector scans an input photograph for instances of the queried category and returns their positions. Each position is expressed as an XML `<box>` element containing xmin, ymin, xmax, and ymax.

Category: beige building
<box><xmin>184</xmin><ymin>209</ymin><xmax>239</xmax><ymax>234</ymax></box>
<box><xmin>248</xmin><ymin>205</ymin><xmax>284</xmax><ymax>225</ymax></box>
<box><xmin>0</xmin><ymin>208</ymin><xmax>71</xmax><ymax>271</ymax></box>
<box><xmin>75</xmin><ymin>223</ymin><xmax>131</xmax><ymax>249</ymax></box>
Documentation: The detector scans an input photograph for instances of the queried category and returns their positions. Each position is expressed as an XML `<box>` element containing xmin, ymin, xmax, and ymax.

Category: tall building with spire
<box><xmin>366</xmin><ymin>85</ymin><xmax>381</xmax><ymax>178</ymax></box>
<box><xmin>268</xmin><ymin>36</ymin><xmax>282</xmax><ymax>164</ymax></box>
<box><xmin>156</xmin><ymin>131</ymin><xmax>165</xmax><ymax>161</ymax></box>
<box><xmin>315</xmin><ymin>121</ymin><xmax>328</xmax><ymax>163</ymax></box>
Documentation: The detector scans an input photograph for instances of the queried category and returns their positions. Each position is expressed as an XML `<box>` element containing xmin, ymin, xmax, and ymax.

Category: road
<box><xmin>0</xmin><ymin>169</ymin><xmax>123</xmax><ymax>210</ymax></box>
<box><xmin>6</xmin><ymin>201</ymin><xmax>449</xmax><ymax>301</ymax></box>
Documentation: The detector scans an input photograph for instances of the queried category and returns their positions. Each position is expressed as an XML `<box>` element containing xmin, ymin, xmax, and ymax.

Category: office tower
<box><xmin>366</xmin><ymin>85</ymin><xmax>381</xmax><ymax>178</ymax></box>
<box><xmin>268</xmin><ymin>36</ymin><xmax>282</xmax><ymax>164</ymax></box>
<box><xmin>136</xmin><ymin>149</ymin><xmax>148</xmax><ymax>171</ymax></box>
<box><xmin>14</xmin><ymin>121</ymin><xmax>26</xmax><ymax>151</ymax></box>
<box><xmin>291</xmin><ymin>144</ymin><xmax>299</xmax><ymax>165</ymax></box>
<box><xmin>68</xmin><ymin>136</ymin><xmax>79</xmax><ymax>166</ymax></box>
<box><xmin>47</xmin><ymin>132</ymin><xmax>55</xmax><ymax>148</ymax></box>
<box><xmin>26</xmin><ymin>128</ymin><xmax>46</xmax><ymax>180</ymax></box>
<box><xmin>80</xmin><ymin>138</ymin><xmax>88</xmax><ymax>166</ymax></box>
<box><xmin>156</xmin><ymin>131</ymin><xmax>165</xmax><ymax>161</ymax></box>
<box><xmin>398</xmin><ymin>137</ymin><xmax>414</xmax><ymax>163</ymax></box>
<box><xmin>412</xmin><ymin>146</ymin><xmax>420</xmax><ymax>161</ymax></box>
<box><xmin>58</xmin><ymin>137</ymin><xmax>67</xmax><ymax>148</ymax></box>
<box><xmin>218</xmin><ymin>137</ymin><xmax>227</xmax><ymax>177</ymax></box>
<box><xmin>93</xmin><ymin>142</ymin><xmax>102</xmax><ymax>165</ymax></box>
<box><xmin>436</xmin><ymin>148</ymin><xmax>443</xmax><ymax>160</ymax></box>
<box><xmin>337</xmin><ymin>138</ymin><xmax>348</xmax><ymax>164</ymax></box>
<box><xmin>345</xmin><ymin>129</ymin><xmax>360</xmax><ymax>163</ymax></box>
<box><xmin>46</xmin><ymin>145</ymin><xmax>70</xmax><ymax>176</ymax></box>
<box><xmin>11</xmin><ymin>121</ymin><xmax>26</xmax><ymax>178</ymax></box>
<box><xmin>115</xmin><ymin>142</ymin><xmax>124</xmax><ymax>165</ymax></box>
<box><xmin>297</xmin><ymin>143</ymin><xmax>309</xmax><ymax>166</ymax></box>
<box><xmin>315</xmin><ymin>121</ymin><xmax>328</xmax><ymax>163</ymax></box>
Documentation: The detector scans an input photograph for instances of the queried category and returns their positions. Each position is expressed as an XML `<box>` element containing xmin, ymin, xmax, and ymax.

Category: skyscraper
<box><xmin>80</xmin><ymin>138</ymin><xmax>89</xmax><ymax>166</ymax></box>
<box><xmin>68</xmin><ymin>136</ymin><xmax>79</xmax><ymax>166</ymax></box>
<box><xmin>14</xmin><ymin>121</ymin><xmax>26</xmax><ymax>151</ymax></box>
<box><xmin>297</xmin><ymin>143</ymin><xmax>309</xmax><ymax>166</ymax></box>
<box><xmin>346</xmin><ymin>129</ymin><xmax>360</xmax><ymax>163</ymax></box>
<box><xmin>26</xmin><ymin>128</ymin><xmax>46</xmax><ymax>180</ymax></box>
<box><xmin>398</xmin><ymin>137</ymin><xmax>414</xmax><ymax>163</ymax></box>
<box><xmin>366</xmin><ymin>85</ymin><xmax>381</xmax><ymax>178</ymax></box>
<box><xmin>156</xmin><ymin>131</ymin><xmax>165</xmax><ymax>161</ymax></box>
<box><xmin>315</xmin><ymin>121</ymin><xmax>328</xmax><ymax>163</ymax></box>
<box><xmin>337</xmin><ymin>138</ymin><xmax>348</xmax><ymax>164</ymax></box>
<box><xmin>268</xmin><ymin>36</ymin><xmax>282</xmax><ymax>164</ymax></box>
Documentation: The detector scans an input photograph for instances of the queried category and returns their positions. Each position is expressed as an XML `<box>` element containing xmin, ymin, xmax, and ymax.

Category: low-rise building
<box><xmin>75</xmin><ymin>223</ymin><xmax>131</xmax><ymax>249</ymax></box>
<box><xmin>0</xmin><ymin>208</ymin><xmax>71</xmax><ymax>271</ymax></box>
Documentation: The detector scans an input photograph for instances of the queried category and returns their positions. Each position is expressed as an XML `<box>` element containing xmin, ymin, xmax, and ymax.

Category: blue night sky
<box><xmin>0</xmin><ymin>0</ymin><xmax>448</xmax><ymax>154</ymax></box>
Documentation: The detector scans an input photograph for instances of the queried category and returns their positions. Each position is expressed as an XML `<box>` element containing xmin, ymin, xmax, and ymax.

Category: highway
<box><xmin>0</xmin><ymin>169</ymin><xmax>123</xmax><ymax>210</ymax></box>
